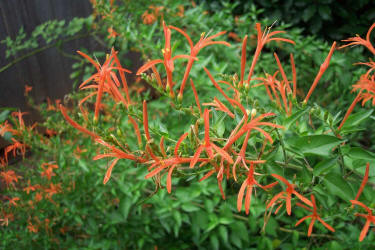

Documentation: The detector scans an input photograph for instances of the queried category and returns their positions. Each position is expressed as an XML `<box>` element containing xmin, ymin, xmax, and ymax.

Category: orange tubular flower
<box><xmin>190</xmin><ymin>79</ymin><xmax>202</xmax><ymax>116</ymax></box>
<box><xmin>111</xmin><ymin>48</ymin><xmax>132</xmax><ymax>104</ymax></box>
<box><xmin>77</xmin><ymin>49</ymin><xmax>131</xmax><ymax>121</ymax></box>
<box><xmin>23</xmin><ymin>180</ymin><xmax>38</xmax><ymax>194</ymax></box>
<box><xmin>27</xmin><ymin>221</ymin><xmax>39</xmax><ymax>233</ymax></box>
<box><xmin>60</xmin><ymin>104</ymin><xmax>99</xmax><ymax>139</ymax></box>
<box><xmin>4</xmin><ymin>138</ymin><xmax>26</xmax><ymax>163</ymax></box>
<box><xmin>290</xmin><ymin>53</ymin><xmax>297</xmax><ymax>98</ymax></box>
<box><xmin>190</xmin><ymin>109</ymin><xmax>233</xmax><ymax>168</ymax></box>
<box><xmin>168</xmin><ymin>26</ymin><xmax>230</xmax><ymax>99</ymax></box>
<box><xmin>339</xmin><ymin>23</ymin><xmax>375</xmax><ymax>55</ymax></box>
<box><xmin>255</xmin><ymin>71</ymin><xmax>281</xmax><ymax>107</ymax></box>
<box><xmin>143</xmin><ymin>100</ymin><xmax>151</xmax><ymax>141</ymax></box>
<box><xmin>41</xmin><ymin>163</ymin><xmax>59</xmax><ymax>181</ymax></box>
<box><xmin>204</xmin><ymin>68</ymin><xmax>248</xmax><ymax>120</ymax></box>
<box><xmin>93</xmin><ymin>138</ymin><xmax>145</xmax><ymax>184</ymax></box>
<box><xmin>0</xmin><ymin>121</ymin><xmax>18</xmax><ymax>137</ymax></box>
<box><xmin>11</xmin><ymin>110</ymin><xmax>28</xmax><ymax>131</ymax></box>
<box><xmin>142</xmin><ymin>10</ymin><xmax>157</xmax><ymax>25</ymax></box>
<box><xmin>24</xmin><ymin>84</ymin><xmax>32</xmax><ymax>96</ymax></box>
<box><xmin>338</xmin><ymin>74</ymin><xmax>375</xmax><ymax>130</ymax></box>
<box><xmin>137</xmin><ymin>22</ymin><xmax>196</xmax><ymax>98</ymax></box>
<box><xmin>237</xmin><ymin>163</ymin><xmax>277</xmax><ymax>214</ymax></box>
<box><xmin>353</xmin><ymin>163</ymin><xmax>370</xmax><ymax>202</ymax></box>
<box><xmin>295</xmin><ymin>195</ymin><xmax>335</xmax><ymax>236</ymax></box>
<box><xmin>247</xmin><ymin>23</ymin><xmax>295</xmax><ymax>86</ymax></box>
<box><xmin>151</xmin><ymin>65</ymin><xmax>164</xmax><ymax>89</ymax></box>
<box><xmin>0</xmin><ymin>210</ymin><xmax>14</xmax><ymax>226</ymax></box>
<box><xmin>145</xmin><ymin>132</ymin><xmax>196</xmax><ymax>193</ymax></box>
<box><xmin>239</xmin><ymin>35</ymin><xmax>248</xmax><ymax>86</ymax></box>
<box><xmin>231</xmin><ymin>124</ymin><xmax>268</xmax><ymax>180</ymax></box>
<box><xmin>273</xmin><ymin>52</ymin><xmax>291</xmax><ymax>94</ymax></box>
<box><xmin>357</xmin><ymin>60</ymin><xmax>375</xmax><ymax>77</ymax></box>
<box><xmin>303</xmin><ymin>41</ymin><xmax>336</xmax><ymax>104</ymax></box>
<box><xmin>7</xmin><ymin>197</ymin><xmax>20</xmax><ymax>208</ymax></box>
<box><xmin>352</xmin><ymin>74</ymin><xmax>375</xmax><ymax>105</ymax></box>
<box><xmin>128</xmin><ymin>115</ymin><xmax>142</xmax><ymax>147</ymax></box>
<box><xmin>228</xmin><ymin>32</ymin><xmax>241</xmax><ymax>42</ymax></box>
<box><xmin>203</xmin><ymin>97</ymin><xmax>235</xmax><ymax>118</ymax></box>
<box><xmin>224</xmin><ymin>113</ymin><xmax>282</xmax><ymax>150</ymax></box>
<box><xmin>350</xmin><ymin>200</ymin><xmax>375</xmax><ymax>241</ymax></box>
<box><xmin>266</xmin><ymin>174</ymin><xmax>313</xmax><ymax>215</ymax></box>
<box><xmin>337</xmin><ymin>92</ymin><xmax>362</xmax><ymax>130</ymax></box>
<box><xmin>0</xmin><ymin>170</ymin><xmax>21</xmax><ymax>188</ymax></box>
<box><xmin>107</xmin><ymin>27</ymin><xmax>119</xmax><ymax>39</ymax></box>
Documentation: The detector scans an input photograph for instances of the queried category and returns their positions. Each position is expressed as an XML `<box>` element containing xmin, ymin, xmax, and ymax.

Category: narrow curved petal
<box><xmin>103</xmin><ymin>158</ymin><xmax>119</xmax><ymax>184</ymax></box>
<box><xmin>174</xmin><ymin>133</ymin><xmax>189</xmax><ymax>158</ymax></box>
<box><xmin>317</xmin><ymin>217</ymin><xmax>335</xmax><ymax>232</ymax></box>
<box><xmin>237</xmin><ymin>180</ymin><xmax>247</xmax><ymax>212</ymax></box>
<box><xmin>136</xmin><ymin>59</ymin><xmax>163</xmax><ymax>75</ymax></box>
<box><xmin>307</xmin><ymin>218</ymin><xmax>316</xmax><ymax>236</ymax></box>
<box><xmin>167</xmin><ymin>164</ymin><xmax>177</xmax><ymax>193</ymax></box>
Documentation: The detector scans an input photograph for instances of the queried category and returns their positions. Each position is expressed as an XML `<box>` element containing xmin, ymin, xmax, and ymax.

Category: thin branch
<box><xmin>0</xmin><ymin>32</ymin><xmax>94</xmax><ymax>73</ymax></box>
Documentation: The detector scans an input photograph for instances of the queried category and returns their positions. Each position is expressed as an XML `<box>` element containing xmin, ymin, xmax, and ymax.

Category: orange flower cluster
<box><xmin>59</xmin><ymin>22</ymin><xmax>375</xmax><ymax>240</ymax></box>
<box><xmin>338</xmin><ymin>23</ymin><xmax>375</xmax><ymax>130</ymax></box>
<box><xmin>0</xmin><ymin>112</ymin><xmax>68</xmax><ymax>237</ymax></box>
<box><xmin>142</xmin><ymin>6</ymin><xmax>164</xmax><ymax>25</ymax></box>
<box><xmin>77</xmin><ymin>48</ymin><xmax>132</xmax><ymax>121</ymax></box>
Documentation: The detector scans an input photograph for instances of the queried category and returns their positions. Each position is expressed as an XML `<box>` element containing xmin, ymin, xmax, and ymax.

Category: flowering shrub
<box><xmin>58</xmin><ymin>21</ymin><xmax>375</xmax><ymax>247</ymax></box>
<box><xmin>1</xmin><ymin>1</ymin><xmax>375</xmax><ymax>248</ymax></box>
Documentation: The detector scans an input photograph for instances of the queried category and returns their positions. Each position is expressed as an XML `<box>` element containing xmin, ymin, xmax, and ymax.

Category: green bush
<box><xmin>1</xmin><ymin>1</ymin><xmax>375</xmax><ymax>249</ymax></box>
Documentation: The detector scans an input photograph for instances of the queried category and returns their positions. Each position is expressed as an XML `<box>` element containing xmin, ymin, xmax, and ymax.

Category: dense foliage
<box><xmin>200</xmin><ymin>0</ymin><xmax>375</xmax><ymax>41</ymax></box>
<box><xmin>1</xmin><ymin>1</ymin><xmax>374</xmax><ymax>249</ymax></box>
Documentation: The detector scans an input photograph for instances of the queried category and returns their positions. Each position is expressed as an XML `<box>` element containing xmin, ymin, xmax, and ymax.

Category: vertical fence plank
<box><xmin>0</xmin><ymin>0</ymin><xmax>95</xmax><ymax>108</ymax></box>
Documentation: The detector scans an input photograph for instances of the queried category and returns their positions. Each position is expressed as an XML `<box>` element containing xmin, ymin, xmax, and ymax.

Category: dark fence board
<box><xmin>0</xmin><ymin>0</ymin><xmax>101</xmax><ymax>149</ymax></box>
<box><xmin>0</xmin><ymin>0</ymin><xmax>97</xmax><ymax>108</ymax></box>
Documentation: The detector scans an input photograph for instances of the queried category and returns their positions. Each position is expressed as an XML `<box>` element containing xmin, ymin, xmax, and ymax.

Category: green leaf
<box><xmin>218</xmin><ymin>225</ymin><xmax>228</xmax><ymax>244</ymax></box>
<box><xmin>303</xmin><ymin>5</ymin><xmax>316</xmax><ymax>22</ymax></box>
<box><xmin>206</xmin><ymin>220</ymin><xmax>219</xmax><ymax>233</ymax></box>
<box><xmin>219</xmin><ymin>217</ymin><xmax>232</xmax><ymax>225</ymax></box>
<box><xmin>0</xmin><ymin>110</ymin><xmax>10</xmax><ymax>123</ymax></box>
<box><xmin>341</xmin><ymin>109</ymin><xmax>373</xmax><ymax>130</ymax></box>
<box><xmin>3</xmin><ymin>131</ymin><xmax>12</xmax><ymax>141</ymax></box>
<box><xmin>205</xmin><ymin>199</ymin><xmax>215</xmax><ymax>212</ymax></box>
<box><xmin>182</xmin><ymin>203</ymin><xmax>200</xmax><ymax>212</ymax></box>
<box><xmin>215</xmin><ymin>119</ymin><xmax>225</xmax><ymax>137</ymax></box>
<box><xmin>318</xmin><ymin>5</ymin><xmax>332</xmax><ymax>20</ymax></box>
<box><xmin>292</xmin><ymin>230</ymin><xmax>299</xmax><ymax>246</ymax></box>
<box><xmin>348</xmin><ymin>147</ymin><xmax>375</xmax><ymax>161</ymax></box>
<box><xmin>287</xmin><ymin>135</ymin><xmax>343</xmax><ymax>157</ymax></box>
<box><xmin>265</xmin><ymin>217</ymin><xmax>278</xmax><ymax>237</ymax></box>
<box><xmin>230</xmin><ymin>233</ymin><xmax>242</xmax><ymax>248</ymax></box>
<box><xmin>323</xmin><ymin>173</ymin><xmax>355</xmax><ymax>201</ymax></box>
<box><xmin>172</xmin><ymin>211</ymin><xmax>182</xmax><ymax>237</ymax></box>
<box><xmin>120</xmin><ymin>199</ymin><xmax>131</xmax><ymax>220</ymax></box>
<box><xmin>283</xmin><ymin>108</ymin><xmax>309</xmax><ymax>129</ymax></box>
<box><xmin>313</xmin><ymin>158</ymin><xmax>338</xmax><ymax>176</ymax></box>
<box><xmin>210</xmin><ymin>234</ymin><xmax>219</xmax><ymax>250</ymax></box>
<box><xmin>78</xmin><ymin>160</ymin><xmax>89</xmax><ymax>172</ymax></box>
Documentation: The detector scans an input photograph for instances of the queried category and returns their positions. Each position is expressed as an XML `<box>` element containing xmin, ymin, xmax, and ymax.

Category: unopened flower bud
<box><xmin>245</xmin><ymin>83</ymin><xmax>250</xmax><ymax>91</ymax></box>
<box><xmin>177</xmin><ymin>92</ymin><xmax>183</xmax><ymax>103</ymax></box>
<box><xmin>251</xmin><ymin>108</ymin><xmax>257</xmax><ymax>118</ymax></box>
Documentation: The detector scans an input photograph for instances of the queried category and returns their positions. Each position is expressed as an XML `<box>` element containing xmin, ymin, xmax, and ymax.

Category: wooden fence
<box><xmin>0</xmin><ymin>0</ymin><xmax>96</xmax><ymax>148</ymax></box>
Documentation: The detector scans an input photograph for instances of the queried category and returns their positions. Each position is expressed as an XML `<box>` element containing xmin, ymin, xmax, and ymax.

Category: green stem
<box><xmin>275</xmin><ymin>129</ymin><xmax>288</xmax><ymax>170</ymax></box>
<box><xmin>0</xmin><ymin>32</ymin><xmax>94</xmax><ymax>73</ymax></box>
<box><xmin>337</xmin><ymin>145</ymin><xmax>346</xmax><ymax>176</ymax></box>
